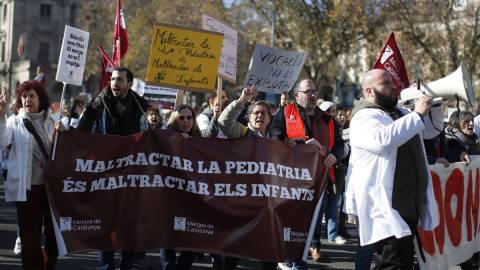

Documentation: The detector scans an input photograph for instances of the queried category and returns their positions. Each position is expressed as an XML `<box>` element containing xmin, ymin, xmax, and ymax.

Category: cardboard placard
<box><xmin>243</xmin><ymin>44</ymin><xmax>307</xmax><ymax>94</ymax></box>
<box><xmin>202</xmin><ymin>13</ymin><xmax>237</xmax><ymax>83</ymax></box>
<box><xmin>56</xmin><ymin>26</ymin><xmax>89</xmax><ymax>86</ymax></box>
<box><xmin>146</xmin><ymin>23</ymin><xmax>224</xmax><ymax>93</ymax></box>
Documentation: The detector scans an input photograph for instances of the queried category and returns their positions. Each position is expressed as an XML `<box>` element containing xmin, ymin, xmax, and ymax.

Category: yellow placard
<box><xmin>146</xmin><ymin>23</ymin><xmax>224</xmax><ymax>93</ymax></box>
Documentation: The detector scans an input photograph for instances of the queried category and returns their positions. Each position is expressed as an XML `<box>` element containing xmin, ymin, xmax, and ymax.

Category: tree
<box><xmin>79</xmin><ymin>0</ymin><xmax>226</xmax><ymax>94</ymax></box>
<box><xmin>231</xmin><ymin>0</ymin><xmax>391</xmax><ymax>100</ymax></box>
<box><xmin>386</xmin><ymin>0</ymin><xmax>480</xmax><ymax>105</ymax></box>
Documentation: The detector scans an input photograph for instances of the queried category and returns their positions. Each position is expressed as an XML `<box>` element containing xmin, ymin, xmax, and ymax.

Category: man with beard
<box><xmin>197</xmin><ymin>88</ymin><xmax>229</xmax><ymax>138</ymax></box>
<box><xmin>272</xmin><ymin>79</ymin><xmax>344</xmax><ymax>270</ymax></box>
<box><xmin>343</xmin><ymin>69</ymin><xmax>444</xmax><ymax>269</ymax></box>
<box><xmin>77</xmin><ymin>66</ymin><xmax>150</xmax><ymax>270</ymax></box>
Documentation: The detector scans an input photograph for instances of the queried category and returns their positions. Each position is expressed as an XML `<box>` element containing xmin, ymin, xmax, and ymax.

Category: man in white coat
<box><xmin>344</xmin><ymin>69</ymin><xmax>443</xmax><ymax>269</ymax></box>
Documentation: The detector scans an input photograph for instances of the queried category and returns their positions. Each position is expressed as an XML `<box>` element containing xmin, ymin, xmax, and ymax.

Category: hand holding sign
<box><xmin>213</xmin><ymin>101</ymin><xmax>221</xmax><ymax>117</ymax></box>
<box><xmin>0</xmin><ymin>87</ymin><xmax>8</xmax><ymax>119</ymax></box>
<box><xmin>239</xmin><ymin>85</ymin><xmax>258</xmax><ymax>104</ymax></box>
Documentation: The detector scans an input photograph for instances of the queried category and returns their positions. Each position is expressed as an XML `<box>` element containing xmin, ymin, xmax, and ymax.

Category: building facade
<box><xmin>0</xmin><ymin>0</ymin><xmax>87</xmax><ymax>103</ymax></box>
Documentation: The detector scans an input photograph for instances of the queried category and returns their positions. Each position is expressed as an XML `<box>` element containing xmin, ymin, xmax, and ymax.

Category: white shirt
<box><xmin>344</xmin><ymin>105</ymin><xmax>443</xmax><ymax>246</ymax></box>
<box><xmin>197</xmin><ymin>112</ymin><xmax>227</xmax><ymax>139</ymax></box>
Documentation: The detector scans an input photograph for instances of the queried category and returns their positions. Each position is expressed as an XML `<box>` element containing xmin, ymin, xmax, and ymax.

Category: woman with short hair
<box><xmin>0</xmin><ymin>80</ymin><xmax>65</xmax><ymax>270</ymax></box>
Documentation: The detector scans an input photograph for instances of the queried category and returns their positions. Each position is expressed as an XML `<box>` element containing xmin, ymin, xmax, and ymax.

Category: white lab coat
<box><xmin>0</xmin><ymin>109</ymin><xmax>57</xmax><ymax>202</ymax></box>
<box><xmin>344</xmin><ymin>105</ymin><xmax>443</xmax><ymax>246</ymax></box>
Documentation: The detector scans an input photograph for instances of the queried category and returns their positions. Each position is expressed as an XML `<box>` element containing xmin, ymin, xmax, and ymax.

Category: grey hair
<box><xmin>293</xmin><ymin>79</ymin><xmax>314</xmax><ymax>92</ymax></box>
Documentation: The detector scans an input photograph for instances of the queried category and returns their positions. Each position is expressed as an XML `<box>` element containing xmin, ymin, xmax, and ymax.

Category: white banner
<box><xmin>419</xmin><ymin>157</ymin><xmax>480</xmax><ymax>269</ymax></box>
<box><xmin>55</xmin><ymin>26</ymin><xmax>89</xmax><ymax>86</ymax></box>
<box><xmin>243</xmin><ymin>44</ymin><xmax>307</xmax><ymax>94</ymax></box>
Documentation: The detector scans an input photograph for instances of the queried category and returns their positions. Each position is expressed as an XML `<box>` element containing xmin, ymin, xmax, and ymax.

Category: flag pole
<box><xmin>118</xmin><ymin>39</ymin><xmax>121</xmax><ymax>66</ymax></box>
<box><xmin>217</xmin><ymin>77</ymin><xmax>222</xmax><ymax>111</ymax></box>
<box><xmin>51</xmin><ymin>81</ymin><xmax>67</xmax><ymax>161</ymax></box>
<box><xmin>117</xmin><ymin>0</ymin><xmax>121</xmax><ymax>66</ymax></box>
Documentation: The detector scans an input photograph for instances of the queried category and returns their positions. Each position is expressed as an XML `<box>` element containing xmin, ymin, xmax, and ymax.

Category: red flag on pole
<box><xmin>97</xmin><ymin>45</ymin><xmax>117</xmax><ymax>90</ymax></box>
<box><xmin>372</xmin><ymin>32</ymin><xmax>410</xmax><ymax>91</ymax></box>
<box><xmin>34</xmin><ymin>66</ymin><xmax>49</xmax><ymax>86</ymax></box>
<box><xmin>112</xmin><ymin>0</ymin><xmax>129</xmax><ymax>66</ymax></box>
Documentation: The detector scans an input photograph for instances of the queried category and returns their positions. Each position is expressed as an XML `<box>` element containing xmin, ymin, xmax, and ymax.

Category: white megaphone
<box><xmin>398</xmin><ymin>61</ymin><xmax>474</xmax><ymax>108</ymax></box>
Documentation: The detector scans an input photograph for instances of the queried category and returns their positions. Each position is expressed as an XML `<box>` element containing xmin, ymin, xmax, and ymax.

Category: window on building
<box><xmin>1</xmin><ymin>42</ymin><xmax>5</xmax><ymax>62</ymax></box>
<box><xmin>38</xmin><ymin>42</ymin><xmax>49</xmax><ymax>65</ymax></box>
<box><xmin>40</xmin><ymin>4</ymin><xmax>51</xmax><ymax>20</ymax></box>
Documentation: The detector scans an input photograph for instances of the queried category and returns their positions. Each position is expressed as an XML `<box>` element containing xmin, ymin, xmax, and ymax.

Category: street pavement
<box><xmin>0</xmin><ymin>182</ymin><xmax>362</xmax><ymax>269</ymax></box>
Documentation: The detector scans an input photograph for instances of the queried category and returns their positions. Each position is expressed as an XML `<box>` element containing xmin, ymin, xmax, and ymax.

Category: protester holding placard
<box><xmin>218</xmin><ymin>85</ymin><xmax>278</xmax><ymax>139</ymax></box>
<box><xmin>272</xmin><ymin>79</ymin><xmax>344</xmax><ymax>270</ymax></box>
<box><xmin>217</xmin><ymin>85</ymin><xmax>281</xmax><ymax>270</ymax></box>
<box><xmin>0</xmin><ymin>80</ymin><xmax>66</xmax><ymax>270</ymax></box>
<box><xmin>76</xmin><ymin>66</ymin><xmax>150</xmax><ymax>270</ymax></box>
<box><xmin>197</xmin><ymin>89</ymin><xmax>229</xmax><ymax>139</ymax></box>
<box><xmin>344</xmin><ymin>69</ymin><xmax>444</xmax><ymax>269</ymax></box>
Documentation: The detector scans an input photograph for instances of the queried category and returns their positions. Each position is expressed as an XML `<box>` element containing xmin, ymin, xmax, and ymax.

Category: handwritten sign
<box><xmin>243</xmin><ymin>44</ymin><xmax>307</xmax><ymax>94</ymax></box>
<box><xmin>202</xmin><ymin>13</ymin><xmax>237</xmax><ymax>83</ymax></box>
<box><xmin>146</xmin><ymin>23</ymin><xmax>224</xmax><ymax>94</ymax></box>
<box><xmin>143</xmin><ymin>85</ymin><xmax>177</xmax><ymax>110</ymax></box>
<box><xmin>56</xmin><ymin>26</ymin><xmax>89</xmax><ymax>86</ymax></box>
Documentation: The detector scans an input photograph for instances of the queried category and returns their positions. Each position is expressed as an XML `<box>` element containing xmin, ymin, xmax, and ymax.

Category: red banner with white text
<box><xmin>418</xmin><ymin>158</ymin><xmax>480</xmax><ymax>270</ymax></box>
<box><xmin>45</xmin><ymin>129</ymin><xmax>329</xmax><ymax>262</ymax></box>
<box><xmin>372</xmin><ymin>32</ymin><xmax>410</xmax><ymax>91</ymax></box>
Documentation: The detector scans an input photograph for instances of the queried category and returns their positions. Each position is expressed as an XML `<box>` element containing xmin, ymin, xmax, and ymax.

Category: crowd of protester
<box><xmin>2</xmin><ymin>66</ymin><xmax>480</xmax><ymax>270</ymax></box>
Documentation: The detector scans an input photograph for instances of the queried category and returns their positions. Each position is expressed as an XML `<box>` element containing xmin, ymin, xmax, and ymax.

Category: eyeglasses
<box><xmin>179</xmin><ymin>115</ymin><xmax>193</xmax><ymax>121</ymax></box>
<box><xmin>297</xmin><ymin>90</ymin><xmax>318</xmax><ymax>96</ymax></box>
<box><xmin>252</xmin><ymin>111</ymin><xmax>268</xmax><ymax>116</ymax></box>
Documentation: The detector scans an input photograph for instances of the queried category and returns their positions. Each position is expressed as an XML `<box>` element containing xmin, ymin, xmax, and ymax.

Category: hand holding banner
<box><xmin>46</xmin><ymin>129</ymin><xmax>329</xmax><ymax>262</ymax></box>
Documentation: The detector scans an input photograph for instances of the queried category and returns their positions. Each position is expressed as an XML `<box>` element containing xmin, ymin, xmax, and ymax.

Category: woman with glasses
<box><xmin>166</xmin><ymin>104</ymin><xmax>201</xmax><ymax>139</ymax></box>
<box><xmin>162</xmin><ymin>104</ymin><xmax>200</xmax><ymax>270</ymax></box>
<box><xmin>217</xmin><ymin>85</ymin><xmax>280</xmax><ymax>270</ymax></box>
<box><xmin>218</xmin><ymin>85</ymin><xmax>278</xmax><ymax>140</ymax></box>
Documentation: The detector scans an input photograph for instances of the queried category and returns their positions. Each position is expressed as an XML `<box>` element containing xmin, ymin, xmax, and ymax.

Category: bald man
<box><xmin>343</xmin><ymin>69</ymin><xmax>444</xmax><ymax>269</ymax></box>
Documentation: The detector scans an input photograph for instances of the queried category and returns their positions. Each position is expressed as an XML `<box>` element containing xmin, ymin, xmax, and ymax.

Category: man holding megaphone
<box><xmin>344</xmin><ymin>69</ymin><xmax>444</xmax><ymax>269</ymax></box>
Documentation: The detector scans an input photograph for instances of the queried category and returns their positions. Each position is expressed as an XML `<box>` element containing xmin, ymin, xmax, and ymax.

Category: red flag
<box><xmin>97</xmin><ymin>45</ymin><xmax>117</xmax><ymax>90</ymax></box>
<box><xmin>34</xmin><ymin>66</ymin><xmax>49</xmax><ymax>86</ymax></box>
<box><xmin>372</xmin><ymin>32</ymin><xmax>410</xmax><ymax>91</ymax></box>
<box><xmin>112</xmin><ymin>0</ymin><xmax>129</xmax><ymax>66</ymax></box>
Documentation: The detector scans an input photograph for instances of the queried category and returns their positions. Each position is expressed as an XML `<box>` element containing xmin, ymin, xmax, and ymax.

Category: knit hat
<box><xmin>319</xmin><ymin>101</ymin><xmax>335</xmax><ymax>111</ymax></box>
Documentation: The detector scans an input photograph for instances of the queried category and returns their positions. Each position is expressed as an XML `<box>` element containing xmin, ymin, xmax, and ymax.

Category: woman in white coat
<box><xmin>0</xmin><ymin>80</ymin><xmax>65</xmax><ymax>270</ymax></box>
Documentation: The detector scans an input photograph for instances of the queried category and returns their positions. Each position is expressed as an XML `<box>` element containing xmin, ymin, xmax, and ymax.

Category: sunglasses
<box><xmin>179</xmin><ymin>115</ymin><xmax>193</xmax><ymax>121</ymax></box>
